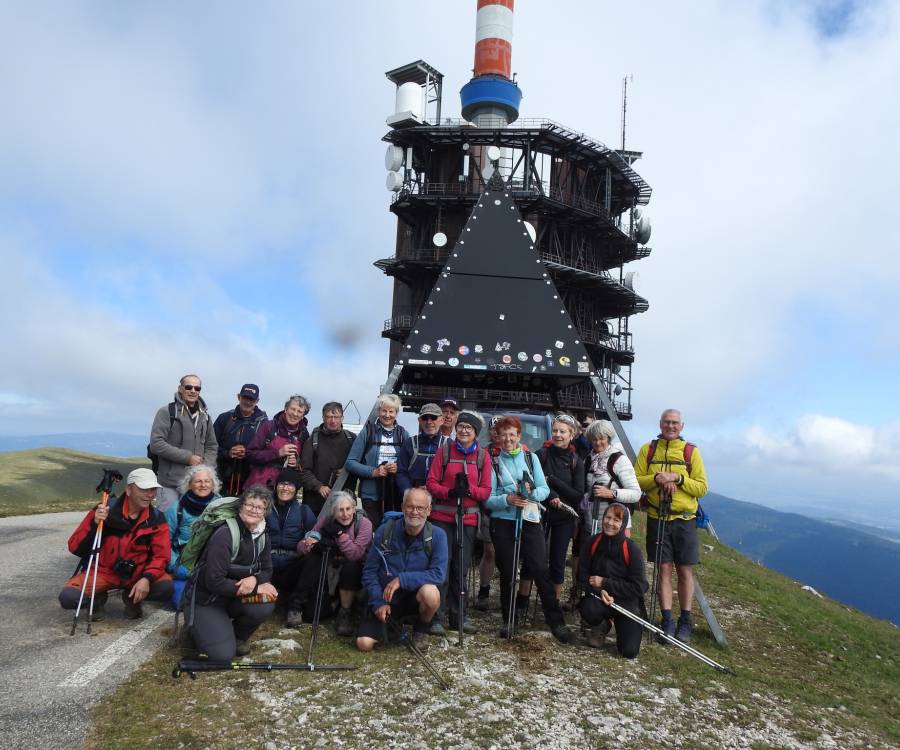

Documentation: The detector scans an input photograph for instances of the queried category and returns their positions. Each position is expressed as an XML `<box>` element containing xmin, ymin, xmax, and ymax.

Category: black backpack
<box><xmin>147</xmin><ymin>402</ymin><xmax>177</xmax><ymax>473</ymax></box>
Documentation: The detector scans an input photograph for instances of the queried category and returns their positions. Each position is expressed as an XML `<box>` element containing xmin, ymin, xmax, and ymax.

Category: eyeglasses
<box><xmin>404</xmin><ymin>505</ymin><xmax>429</xmax><ymax>515</ymax></box>
<box><xmin>554</xmin><ymin>414</ymin><xmax>577</xmax><ymax>426</ymax></box>
<box><xmin>661</xmin><ymin>420</ymin><xmax>682</xmax><ymax>426</ymax></box>
<box><xmin>455</xmin><ymin>424</ymin><xmax>474</xmax><ymax>431</ymax></box>
<box><xmin>419</xmin><ymin>415</ymin><xmax>439</xmax><ymax>421</ymax></box>
<box><xmin>276</xmin><ymin>482</ymin><xmax>296</xmax><ymax>489</ymax></box>
<box><xmin>242</xmin><ymin>504</ymin><xmax>267</xmax><ymax>514</ymax></box>
<box><xmin>182</xmin><ymin>384</ymin><xmax>202</xmax><ymax>392</ymax></box>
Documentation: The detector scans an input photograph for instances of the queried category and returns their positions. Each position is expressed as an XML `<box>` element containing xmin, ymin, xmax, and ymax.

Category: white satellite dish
<box><xmin>624</xmin><ymin>271</ymin><xmax>639</xmax><ymax>292</ymax></box>
<box><xmin>433</xmin><ymin>232</ymin><xmax>447</xmax><ymax>247</ymax></box>
<box><xmin>386</xmin><ymin>171</ymin><xmax>404</xmax><ymax>192</ymax></box>
<box><xmin>523</xmin><ymin>221</ymin><xmax>536</xmax><ymax>242</ymax></box>
<box><xmin>486</xmin><ymin>145</ymin><xmax>501</xmax><ymax>162</ymax></box>
<box><xmin>636</xmin><ymin>215</ymin><xmax>652</xmax><ymax>244</ymax></box>
<box><xmin>385</xmin><ymin>145</ymin><xmax>404</xmax><ymax>171</ymax></box>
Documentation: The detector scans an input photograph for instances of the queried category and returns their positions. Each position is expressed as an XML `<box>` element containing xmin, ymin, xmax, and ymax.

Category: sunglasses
<box><xmin>419</xmin><ymin>415</ymin><xmax>440</xmax><ymax>421</ymax></box>
<box><xmin>182</xmin><ymin>384</ymin><xmax>202</xmax><ymax>392</ymax></box>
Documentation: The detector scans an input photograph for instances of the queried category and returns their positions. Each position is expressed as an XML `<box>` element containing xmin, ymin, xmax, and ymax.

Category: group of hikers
<box><xmin>58</xmin><ymin>374</ymin><xmax>709</xmax><ymax>665</ymax></box>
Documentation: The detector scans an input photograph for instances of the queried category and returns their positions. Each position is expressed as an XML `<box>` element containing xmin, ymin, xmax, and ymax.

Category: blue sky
<box><xmin>1</xmin><ymin>1</ymin><xmax>898</xmax><ymax>528</ymax></box>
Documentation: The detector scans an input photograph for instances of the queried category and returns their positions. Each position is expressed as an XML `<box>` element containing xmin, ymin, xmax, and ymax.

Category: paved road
<box><xmin>0</xmin><ymin>512</ymin><xmax>171</xmax><ymax>750</ymax></box>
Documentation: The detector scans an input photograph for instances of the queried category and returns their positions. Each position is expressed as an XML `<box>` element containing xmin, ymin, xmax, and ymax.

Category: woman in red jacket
<box><xmin>425</xmin><ymin>410</ymin><xmax>492</xmax><ymax>635</ymax></box>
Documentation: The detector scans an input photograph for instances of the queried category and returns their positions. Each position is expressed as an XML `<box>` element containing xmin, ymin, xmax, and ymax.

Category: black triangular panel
<box><xmin>396</xmin><ymin>189</ymin><xmax>595</xmax><ymax>393</ymax></box>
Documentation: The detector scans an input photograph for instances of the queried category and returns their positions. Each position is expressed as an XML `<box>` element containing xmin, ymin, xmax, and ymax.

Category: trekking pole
<box><xmin>386</xmin><ymin>617</ymin><xmax>451</xmax><ymax>691</ymax></box>
<box><xmin>70</xmin><ymin>469</ymin><xmax>123</xmax><ymax>636</ymax></box>
<box><xmin>227</xmin><ymin>459</ymin><xmax>242</xmax><ymax>496</ymax></box>
<box><xmin>172</xmin><ymin>659</ymin><xmax>357</xmax><ymax>678</ymax></box>
<box><xmin>506</xmin><ymin>506</ymin><xmax>523</xmax><ymax>639</ymax></box>
<box><xmin>588</xmin><ymin>593</ymin><xmax>735</xmax><ymax>675</ymax></box>
<box><xmin>454</xmin><ymin>471</ymin><xmax>468</xmax><ymax>647</ymax></box>
<box><xmin>647</xmin><ymin>490</ymin><xmax>671</xmax><ymax>645</ymax></box>
<box><xmin>306</xmin><ymin>543</ymin><xmax>331</xmax><ymax>669</ymax></box>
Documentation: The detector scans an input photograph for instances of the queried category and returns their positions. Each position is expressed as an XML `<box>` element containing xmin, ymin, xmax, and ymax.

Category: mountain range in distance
<box><xmin>707</xmin><ymin>492</ymin><xmax>900</xmax><ymax>625</ymax></box>
<box><xmin>0</xmin><ymin>432</ymin><xmax>148</xmax><ymax>458</ymax></box>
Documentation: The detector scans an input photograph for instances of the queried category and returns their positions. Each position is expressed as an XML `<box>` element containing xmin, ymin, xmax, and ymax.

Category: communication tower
<box><xmin>377</xmin><ymin>1</ymin><xmax>652</xmax><ymax>421</ymax></box>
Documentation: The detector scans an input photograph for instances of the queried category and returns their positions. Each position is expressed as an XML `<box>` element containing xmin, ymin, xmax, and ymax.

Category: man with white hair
<box><xmin>634</xmin><ymin>409</ymin><xmax>709</xmax><ymax>644</ymax></box>
<box><xmin>58</xmin><ymin>468</ymin><xmax>173</xmax><ymax>620</ymax></box>
<box><xmin>356</xmin><ymin>487</ymin><xmax>448</xmax><ymax>652</ymax></box>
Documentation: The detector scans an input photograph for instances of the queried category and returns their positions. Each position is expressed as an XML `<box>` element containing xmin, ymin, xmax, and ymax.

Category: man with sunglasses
<box><xmin>396</xmin><ymin>403</ymin><xmax>447</xmax><ymax>496</ymax></box>
<box><xmin>149</xmin><ymin>374</ymin><xmax>219</xmax><ymax>511</ymax></box>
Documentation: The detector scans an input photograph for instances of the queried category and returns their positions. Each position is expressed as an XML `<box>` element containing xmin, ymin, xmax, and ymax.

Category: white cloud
<box><xmin>1</xmin><ymin>1</ymin><xmax>899</xmax><ymax>523</ymax></box>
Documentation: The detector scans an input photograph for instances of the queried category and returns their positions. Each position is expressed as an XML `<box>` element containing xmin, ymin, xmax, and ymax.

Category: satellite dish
<box><xmin>624</xmin><ymin>271</ymin><xmax>639</xmax><ymax>292</ymax></box>
<box><xmin>433</xmin><ymin>232</ymin><xmax>447</xmax><ymax>247</ymax></box>
<box><xmin>386</xmin><ymin>171</ymin><xmax>403</xmax><ymax>192</ymax></box>
<box><xmin>613</xmin><ymin>384</ymin><xmax>623</xmax><ymax>396</ymax></box>
<box><xmin>636</xmin><ymin>215</ymin><xmax>651</xmax><ymax>244</ymax></box>
<box><xmin>486</xmin><ymin>145</ymin><xmax>501</xmax><ymax>162</ymax></box>
<box><xmin>523</xmin><ymin>221</ymin><xmax>536</xmax><ymax>242</ymax></box>
<box><xmin>385</xmin><ymin>145</ymin><xmax>404</xmax><ymax>171</ymax></box>
<box><xmin>612</xmin><ymin>363</ymin><xmax>621</xmax><ymax>374</ymax></box>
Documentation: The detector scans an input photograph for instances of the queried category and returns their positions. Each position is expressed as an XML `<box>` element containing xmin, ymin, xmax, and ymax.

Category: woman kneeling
<box><xmin>190</xmin><ymin>487</ymin><xmax>277</xmax><ymax>661</ymax></box>
<box><xmin>578</xmin><ymin>503</ymin><xmax>648</xmax><ymax>659</ymax></box>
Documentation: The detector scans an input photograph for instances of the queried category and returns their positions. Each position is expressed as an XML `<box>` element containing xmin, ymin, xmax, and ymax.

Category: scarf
<box><xmin>179</xmin><ymin>490</ymin><xmax>215</xmax><ymax>517</ymax></box>
<box><xmin>454</xmin><ymin>439</ymin><xmax>478</xmax><ymax>456</ymax></box>
<box><xmin>589</xmin><ymin>442</ymin><xmax>618</xmax><ymax>480</ymax></box>
<box><xmin>506</xmin><ymin>446</ymin><xmax>523</xmax><ymax>457</ymax></box>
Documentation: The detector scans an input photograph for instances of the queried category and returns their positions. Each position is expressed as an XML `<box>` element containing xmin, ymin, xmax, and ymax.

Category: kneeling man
<box><xmin>357</xmin><ymin>487</ymin><xmax>447</xmax><ymax>651</ymax></box>
<box><xmin>59</xmin><ymin>468</ymin><xmax>173</xmax><ymax>619</ymax></box>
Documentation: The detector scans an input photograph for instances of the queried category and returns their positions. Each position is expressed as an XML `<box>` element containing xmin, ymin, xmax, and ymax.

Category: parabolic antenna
<box><xmin>624</xmin><ymin>271</ymin><xmax>639</xmax><ymax>292</ymax></box>
<box><xmin>385</xmin><ymin>145</ymin><xmax>404</xmax><ymax>171</ymax></box>
<box><xmin>486</xmin><ymin>145</ymin><xmax>501</xmax><ymax>162</ymax></box>
<box><xmin>386</xmin><ymin>171</ymin><xmax>403</xmax><ymax>192</ymax></box>
<box><xmin>433</xmin><ymin>232</ymin><xmax>447</xmax><ymax>247</ymax></box>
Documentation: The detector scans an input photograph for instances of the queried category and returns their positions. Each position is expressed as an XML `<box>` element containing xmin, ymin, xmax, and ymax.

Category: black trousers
<box><xmin>270</xmin><ymin>554</ymin><xmax>305</xmax><ymax>601</ymax></box>
<box><xmin>490</xmin><ymin>517</ymin><xmax>564</xmax><ymax>628</ymax></box>
<box><xmin>432</xmin><ymin>519</ymin><xmax>476</xmax><ymax>622</ymax></box>
<box><xmin>291</xmin><ymin>547</ymin><xmax>363</xmax><ymax>619</ymax></box>
<box><xmin>191</xmin><ymin>598</ymin><xmax>275</xmax><ymax>661</ymax></box>
<box><xmin>579</xmin><ymin>593</ymin><xmax>643</xmax><ymax>659</ymax></box>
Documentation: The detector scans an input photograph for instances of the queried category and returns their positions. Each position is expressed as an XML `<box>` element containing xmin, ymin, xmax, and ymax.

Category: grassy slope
<box><xmin>0</xmin><ymin>447</ymin><xmax>148</xmax><ymax>517</ymax></box>
<box><xmin>84</xmin><ymin>519</ymin><xmax>899</xmax><ymax>750</ymax></box>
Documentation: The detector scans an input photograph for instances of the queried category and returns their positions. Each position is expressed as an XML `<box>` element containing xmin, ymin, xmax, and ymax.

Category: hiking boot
<box><xmin>427</xmin><ymin>620</ymin><xmax>447</xmax><ymax>637</ymax></box>
<box><xmin>675</xmin><ymin>612</ymin><xmax>693</xmax><ymax>644</ymax></box>
<box><xmin>657</xmin><ymin>617</ymin><xmax>676</xmax><ymax>644</ymax></box>
<box><xmin>449</xmin><ymin>617</ymin><xmax>478</xmax><ymax>635</ymax></box>
<box><xmin>587</xmin><ymin>619</ymin><xmax>612</xmax><ymax>649</ymax></box>
<box><xmin>285</xmin><ymin>609</ymin><xmax>304</xmax><ymax>628</ymax></box>
<box><xmin>411</xmin><ymin>630</ymin><xmax>429</xmax><ymax>652</ymax></box>
<box><xmin>87</xmin><ymin>592</ymin><xmax>108</xmax><ymax>621</ymax></box>
<box><xmin>514</xmin><ymin>607</ymin><xmax>528</xmax><ymax>631</ymax></box>
<box><xmin>551</xmin><ymin>624</ymin><xmax>574</xmax><ymax>644</ymax></box>
<box><xmin>475</xmin><ymin>592</ymin><xmax>490</xmax><ymax>611</ymax></box>
<box><xmin>121</xmin><ymin>592</ymin><xmax>143</xmax><ymax>620</ymax></box>
<box><xmin>335</xmin><ymin>607</ymin><xmax>354</xmax><ymax>637</ymax></box>
<box><xmin>235</xmin><ymin>640</ymin><xmax>251</xmax><ymax>657</ymax></box>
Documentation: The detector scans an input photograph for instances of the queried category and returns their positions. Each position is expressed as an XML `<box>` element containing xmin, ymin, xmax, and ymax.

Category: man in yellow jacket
<box><xmin>634</xmin><ymin>409</ymin><xmax>708</xmax><ymax>644</ymax></box>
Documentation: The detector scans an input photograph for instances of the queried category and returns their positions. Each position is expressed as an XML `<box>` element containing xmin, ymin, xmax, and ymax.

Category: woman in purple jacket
<box><xmin>244</xmin><ymin>395</ymin><xmax>311</xmax><ymax>489</ymax></box>
<box><xmin>295</xmin><ymin>491</ymin><xmax>373</xmax><ymax>635</ymax></box>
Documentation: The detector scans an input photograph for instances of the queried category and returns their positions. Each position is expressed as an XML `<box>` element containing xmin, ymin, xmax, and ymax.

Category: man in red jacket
<box><xmin>58</xmin><ymin>468</ymin><xmax>173</xmax><ymax>620</ymax></box>
<box><xmin>426</xmin><ymin>410</ymin><xmax>491</xmax><ymax>635</ymax></box>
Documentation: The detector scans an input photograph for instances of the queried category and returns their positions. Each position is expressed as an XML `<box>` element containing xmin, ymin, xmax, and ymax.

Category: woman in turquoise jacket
<box><xmin>487</xmin><ymin>416</ymin><xmax>571</xmax><ymax>643</ymax></box>
<box><xmin>164</xmin><ymin>464</ymin><xmax>221</xmax><ymax>608</ymax></box>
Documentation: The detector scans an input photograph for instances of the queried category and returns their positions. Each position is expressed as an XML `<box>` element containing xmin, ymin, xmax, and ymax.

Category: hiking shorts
<box><xmin>645</xmin><ymin>517</ymin><xmax>699</xmax><ymax>566</ymax></box>
<box><xmin>357</xmin><ymin>590</ymin><xmax>423</xmax><ymax>642</ymax></box>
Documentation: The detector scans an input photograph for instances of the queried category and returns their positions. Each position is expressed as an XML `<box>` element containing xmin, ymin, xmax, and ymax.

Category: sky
<box><xmin>1</xmin><ymin>1</ymin><xmax>898</xmax><ymax>529</ymax></box>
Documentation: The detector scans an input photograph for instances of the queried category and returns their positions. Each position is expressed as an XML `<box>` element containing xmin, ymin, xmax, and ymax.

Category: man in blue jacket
<box><xmin>356</xmin><ymin>487</ymin><xmax>448</xmax><ymax>652</ymax></box>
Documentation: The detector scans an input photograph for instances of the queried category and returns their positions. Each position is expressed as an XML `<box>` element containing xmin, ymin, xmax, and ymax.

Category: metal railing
<box><xmin>409</xmin><ymin>116</ymin><xmax>651</xmax><ymax>202</ymax></box>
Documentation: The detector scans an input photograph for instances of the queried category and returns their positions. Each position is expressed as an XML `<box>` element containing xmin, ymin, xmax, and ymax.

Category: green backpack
<box><xmin>176</xmin><ymin>496</ymin><xmax>265</xmax><ymax>573</ymax></box>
